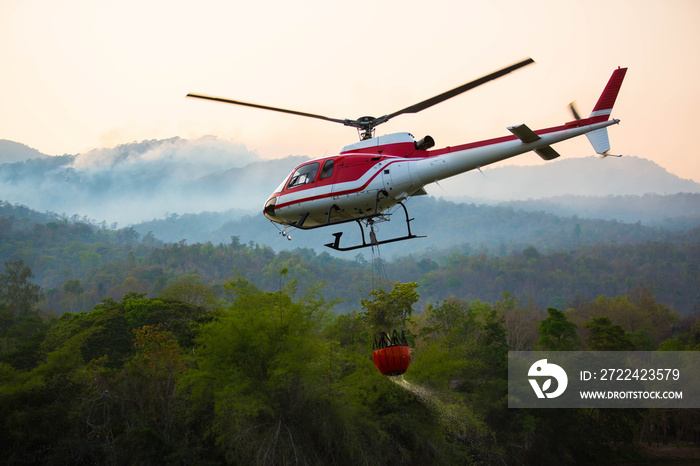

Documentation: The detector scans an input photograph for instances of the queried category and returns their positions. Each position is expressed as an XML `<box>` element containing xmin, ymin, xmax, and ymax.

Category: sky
<box><xmin>2</xmin><ymin>0</ymin><xmax>700</xmax><ymax>182</ymax></box>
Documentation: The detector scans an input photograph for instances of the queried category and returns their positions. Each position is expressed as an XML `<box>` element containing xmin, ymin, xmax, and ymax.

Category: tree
<box><xmin>183</xmin><ymin>278</ymin><xmax>339</xmax><ymax>463</ymax></box>
<box><xmin>0</xmin><ymin>260</ymin><xmax>43</xmax><ymax>318</ymax></box>
<box><xmin>125</xmin><ymin>324</ymin><xmax>186</xmax><ymax>453</ymax></box>
<box><xmin>536</xmin><ymin>308</ymin><xmax>580</xmax><ymax>350</ymax></box>
<box><xmin>418</xmin><ymin>297</ymin><xmax>479</xmax><ymax>350</ymax></box>
<box><xmin>63</xmin><ymin>279</ymin><xmax>84</xmax><ymax>295</ymax></box>
<box><xmin>584</xmin><ymin>316</ymin><xmax>635</xmax><ymax>350</ymax></box>
<box><xmin>522</xmin><ymin>246</ymin><xmax>541</xmax><ymax>261</ymax></box>
<box><xmin>495</xmin><ymin>292</ymin><xmax>540</xmax><ymax>351</ymax></box>
<box><xmin>157</xmin><ymin>279</ymin><xmax>217</xmax><ymax>310</ymax></box>
<box><xmin>360</xmin><ymin>281</ymin><xmax>419</xmax><ymax>336</ymax></box>
<box><xmin>62</xmin><ymin>279</ymin><xmax>85</xmax><ymax>313</ymax></box>
<box><xmin>628</xmin><ymin>286</ymin><xmax>679</xmax><ymax>343</ymax></box>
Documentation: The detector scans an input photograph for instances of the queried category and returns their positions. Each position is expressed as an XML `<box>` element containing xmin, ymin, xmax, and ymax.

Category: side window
<box><xmin>320</xmin><ymin>159</ymin><xmax>334</xmax><ymax>179</ymax></box>
<box><xmin>286</xmin><ymin>162</ymin><xmax>320</xmax><ymax>189</ymax></box>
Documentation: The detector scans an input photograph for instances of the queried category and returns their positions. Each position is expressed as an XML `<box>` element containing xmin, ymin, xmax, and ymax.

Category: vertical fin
<box><xmin>585</xmin><ymin>67</ymin><xmax>627</xmax><ymax>156</ymax></box>
<box><xmin>590</xmin><ymin>67</ymin><xmax>627</xmax><ymax>122</ymax></box>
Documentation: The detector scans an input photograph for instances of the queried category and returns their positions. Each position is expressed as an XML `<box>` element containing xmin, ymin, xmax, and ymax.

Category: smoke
<box><xmin>71</xmin><ymin>135</ymin><xmax>253</xmax><ymax>176</ymax></box>
<box><xmin>0</xmin><ymin>136</ymin><xmax>303</xmax><ymax>226</ymax></box>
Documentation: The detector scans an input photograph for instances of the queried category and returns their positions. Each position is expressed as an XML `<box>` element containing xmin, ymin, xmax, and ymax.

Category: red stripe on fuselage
<box><xmin>274</xmin><ymin>158</ymin><xmax>400</xmax><ymax>209</ymax></box>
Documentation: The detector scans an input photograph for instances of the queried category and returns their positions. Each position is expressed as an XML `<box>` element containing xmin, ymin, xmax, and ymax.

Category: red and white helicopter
<box><xmin>188</xmin><ymin>59</ymin><xmax>627</xmax><ymax>251</ymax></box>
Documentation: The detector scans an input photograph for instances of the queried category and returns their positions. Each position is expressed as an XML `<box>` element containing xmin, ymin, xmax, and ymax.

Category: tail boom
<box><xmin>416</xmin><ymin>119</ymin><xmax>619</xmax><ymax>185</ymax></box>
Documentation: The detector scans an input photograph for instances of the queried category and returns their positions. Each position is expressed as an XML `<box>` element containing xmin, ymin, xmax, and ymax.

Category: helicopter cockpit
<box><xmin>286</xmin><ymin>162</ymin><xmax>319</xmax><ymax>189</ymax></box>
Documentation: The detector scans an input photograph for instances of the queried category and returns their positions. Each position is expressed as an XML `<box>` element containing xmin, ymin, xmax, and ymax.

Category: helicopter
<box><xmin>188</xmin><ymin>59</ymin><xmax>627</xmax><ymax>251</ymax></box>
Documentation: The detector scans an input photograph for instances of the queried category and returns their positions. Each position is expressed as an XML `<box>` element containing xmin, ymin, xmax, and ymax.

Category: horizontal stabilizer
<box><xmin>534</xmin><ymin>145</ymin><xmax>561</xmax><ymax>160</ymax></box>
<box><xmin>509</xmin><ymin>124</ymin><xmax>560</xmax><ymax>160</ymax></box>
<box><xmin>508</xmin><ymin>124</ymin><xmax>540</xmax><ymax>143</ymax></box>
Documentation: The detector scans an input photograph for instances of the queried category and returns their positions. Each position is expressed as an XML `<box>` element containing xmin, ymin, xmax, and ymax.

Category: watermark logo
<box><xmin>528</xmin><ymin>359</ymin><xmax>568</xmax><ymax>399</ymax></box>
<box><xmin>510</xmin><ymin>352</ymin><xmax>699</xmax><ymax>408</ymax></box>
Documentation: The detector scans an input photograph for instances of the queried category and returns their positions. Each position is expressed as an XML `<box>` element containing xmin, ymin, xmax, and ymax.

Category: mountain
<box><xmin>1</xmin><ymin>200</ymin><xmax>698</xmax><ymax>316</ymax></box>
<box><xmin>0</xmin><ymin>140</ymin><xmax>45</xmax><ymax>163</ymax></box>
<box><xmin>192</xmin><ymin>155</ymin><xmax>309</xmax><ymax>206</ymax></box>
<box><xmin>435</xmin><ymin>155</ymin><xmax>700</xmax><ymax>201</ymax></box>
<box><xmin>0</xmin><ymin>137</ymin><xmax>697</xmax><ymax>230</ymax></box>
<box><xmin>499</xmin><ymin>193</ymin><xmax>700</xmax><ymax>229</ymax></box>
<box><xmin>130</xmin><ymin>195</ymin><xmax>700</xmax><ymax>259</ymax></box>
<box><xmin>0</xmin><ymin>137</ymin><xmax>275</xmax><ymax>225</ymax></box>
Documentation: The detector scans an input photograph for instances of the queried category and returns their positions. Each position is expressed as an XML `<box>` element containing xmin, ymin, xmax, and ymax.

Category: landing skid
<box><xmin>280</xmin><ymin>190</ymin><xmax>425</xmax><ymax>251</ymax></box>
<box><xmin>324</xmin><ymin>202</ymin><xmax>425</xmax><ymax>252</ymax></box>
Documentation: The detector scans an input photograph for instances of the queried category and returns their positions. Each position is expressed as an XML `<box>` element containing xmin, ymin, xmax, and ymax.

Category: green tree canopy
<box><xmin>536</xmin><ymin>307</ymin><xmax>580</xmax><ymax>351</ymax></box>
<box><xmin>360</xmin><ymin>281</ymin><xmax>419</xmax><ymax>336</ymax></box>
<box><xmin>0</xmin><ymin>260</ymin><xmax>43</xmax><ymax>318</ymax></box>
<box><xmin>584</xmin><ymin>316</ymin><xmax>636</xmax><ymax>350</ymax></box>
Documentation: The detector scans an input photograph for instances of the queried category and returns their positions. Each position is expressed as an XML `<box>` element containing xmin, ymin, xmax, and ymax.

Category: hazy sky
<box><xmin>2</xmin><ymin>0</ymin><xmax>699</xmax><ymax>182</ymax></box>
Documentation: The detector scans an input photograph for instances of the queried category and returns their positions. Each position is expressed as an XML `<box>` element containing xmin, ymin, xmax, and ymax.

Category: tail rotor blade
<box><xmin>568</xmin><ymin>102</ymin><xmax>582</xmax><ymax>120</ymax></box>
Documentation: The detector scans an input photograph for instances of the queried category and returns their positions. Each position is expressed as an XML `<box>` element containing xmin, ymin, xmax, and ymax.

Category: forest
<box><xmin>1</xmin><ymin>200</ymin><xmax>700</xmax><ymax>464</ymax></box>
<box><xmin>1</xmin><ymin>200</ymin><xmax>699</xmax><ymax>317</ymax></box>
<box><xmin>129</xmin><ymin>193</ymin><xmax>700</xmax><ymax>258</ymax></box>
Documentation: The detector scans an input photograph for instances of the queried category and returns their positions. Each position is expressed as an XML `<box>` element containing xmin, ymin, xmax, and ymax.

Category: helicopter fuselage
<box><xmin>263</xmin><ymin>116</ymin><xmax>619</xmax><ymax>230</ymax></box>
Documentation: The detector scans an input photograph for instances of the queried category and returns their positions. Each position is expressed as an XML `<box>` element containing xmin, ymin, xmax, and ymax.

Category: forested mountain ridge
<box><xmin>0</xmin><ymin>200</ymin><xmax>698</xmax><ymax>315</ymax></box>
<box><xmin>500</xmin><ymin>192</ymin><xmax>700</xmax><ymax>228</ymax></box>
<box><xmin>131</xmin><ymin>194</ymin><xmax>700</xmax><ymax>257</ymax></box>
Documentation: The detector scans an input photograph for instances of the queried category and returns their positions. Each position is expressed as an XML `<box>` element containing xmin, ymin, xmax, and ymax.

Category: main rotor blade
<box><xmin>186</xmin><ymin>93</ymin><xmax>348</xmax><ymax>125</ymax></box>
<box><xmin>384</xmin><ymin>57</ymin><xmax>535</xmax><ymax>120</ymax></box>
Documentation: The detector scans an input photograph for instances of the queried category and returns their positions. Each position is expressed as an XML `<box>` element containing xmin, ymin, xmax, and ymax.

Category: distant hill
<box><xmin>436</xmin><ymin>155</ymin><xmax>700</xmax><ymax>201</ymax></box>
<box><xmin>0</xmin><ymin>200</ymin><xmax>697</xmax><ymax>317</ymax></box>
<box><xmin>0</xmin><ymin>140</ymin><xmax>46</xmax><ymax>163</ymax></box>
<box><xmin>0</xmin><ymin>137</ymin><xmax>271</xmax><ymax>225</ymax></box>
<box><xmin>131</xmin><ymin>195</ymin><xmax>700</xmax><ymax>259</ymax></box>
<box><xmin>0</xmin><ymin>137</ymin><xmax>697</xmax><ymax>230</ymax></box>
<box><xmin>192</xmin><ymin>155</ymin><xmax>310</xmax><ymax>207</ymax></box>
<box><xmin>499</xmin><ymin>193</ymin><xmax>700</xmax><ymax>229</ymax></box>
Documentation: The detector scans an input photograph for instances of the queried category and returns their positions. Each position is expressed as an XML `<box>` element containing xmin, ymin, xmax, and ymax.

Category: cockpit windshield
<box><xmin>272</xmin><ymin>178</ymin><xmax>287</xmax><ymax>194</ymax></box>
<box><xmin>286</xmin><ymin>162</ymin><xmax>319</xmax><ymax>189</ymax></box>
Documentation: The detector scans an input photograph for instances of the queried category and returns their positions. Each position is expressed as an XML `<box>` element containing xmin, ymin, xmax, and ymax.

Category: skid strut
<box><xmin>324</xmin><ymin>201</ymin><xmax>424</xmax><ymax>252</ymax></box>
